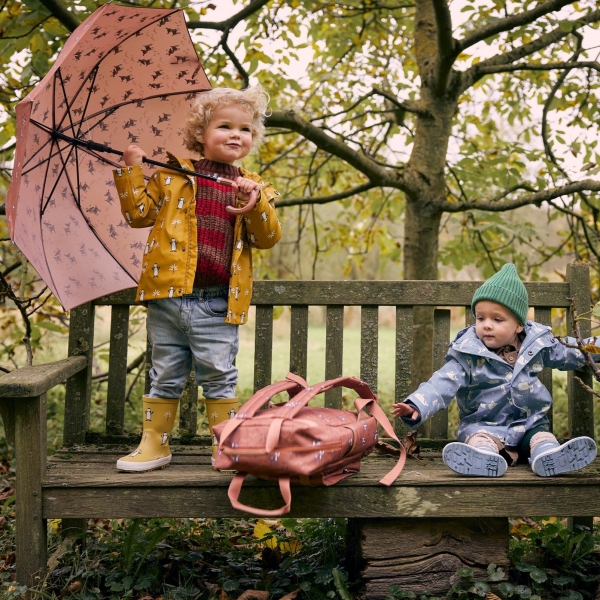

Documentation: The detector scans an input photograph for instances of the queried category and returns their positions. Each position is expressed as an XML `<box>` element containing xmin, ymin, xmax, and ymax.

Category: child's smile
<box><xmin>200</xmin><ymin>104</ymin><xmax>253</xmax><ymax>164</ymax></box>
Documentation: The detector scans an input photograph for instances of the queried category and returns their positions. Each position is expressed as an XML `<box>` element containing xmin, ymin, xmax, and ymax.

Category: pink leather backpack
<box><xmin>213</xmin><ymin>373</ymin><xmax>406</xmax><ymax>516</ymax></box>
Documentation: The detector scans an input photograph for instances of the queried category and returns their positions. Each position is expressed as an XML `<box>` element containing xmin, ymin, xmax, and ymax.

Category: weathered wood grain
<box><xmin>325</xmin><ymin>306</ymin><xmax>344</xmax><ymax>408</ymax></box>
<box><xmin>251</xmin><ymin>281</ymin><xmax>572</xmax><ymax>307</ymax></box>
<box><xmin>535</xmin><ymin>307</ymin><xmax>553</xmax><ymax>428</ymax></box>
<box><xmin>95</xmin><ymin>281</ymin><xmax>573</xmax><ymax>308</ymax></box>
<box><xmin>179</xmin><ymin>372</ymin><xmax>198</xmax><ymax>436</ymax></box>
<box><xmin>254</xmin><ymin>305</ymin><xmax>273</xmax><ymax>392</ymax></box>
<box><xmin>567</xmin><ymin>264</ymin><xmax>594</xmax><ymax>439</ymax></box>
<box><xmin>41</xmin><ymin>448</ymin><xmax>600</xmax><ymax>518</ymax></box>
<box><xmin>106</xmin><ymin>305</ymin><xmax>130</xmax><ymax>435</ymax></box>
<box><xmin>64</xmin><ymin>304</ymin><xmax>95</xmax><ymax>445</ymax></box>
<box><xmin>429</xmin><ymin>309</ymin><xmax>450</xmax><ymax>439</ymax></box>
<box><xmin>16</xmin><ymin>394</ymin><xmax>47</xmax><ymax>587</ymax></box>
<box><xmin>289</xmin><ymin>305</ymin><xmax>308</xmax><ymax>380</ymax></box>
<box><xmin>349</xmin><ymin>518</ymin><xmax>509</xmax><ymax>598</ymax></box>
<box><xmin>0</xmin><ymin>356</ymin><xmax>87</xmax><ymax>398</ymax></box>
<box><xmin>360</xmin><ymin>306</ymin><xmax>379</xmax><ymax>394</ymax></box>
<box><xmin>394</xmin><ymin>306</ymin><xmax>413</xmax><ymax>438</ymax></box>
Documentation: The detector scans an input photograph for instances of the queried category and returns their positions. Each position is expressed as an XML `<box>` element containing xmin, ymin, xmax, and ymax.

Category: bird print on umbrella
<box><xmin>6</xmin><ymin>4</ymin><xmax>212</xmax><ymax>310</ymax></box>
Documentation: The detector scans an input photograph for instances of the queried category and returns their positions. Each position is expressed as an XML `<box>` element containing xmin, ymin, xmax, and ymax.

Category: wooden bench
<box><xmin>1</xmin><ymin>263</ymin><xmax>599</xmax><ymax>598</ymax></box>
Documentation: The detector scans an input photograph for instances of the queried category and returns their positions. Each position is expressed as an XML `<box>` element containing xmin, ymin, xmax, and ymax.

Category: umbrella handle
<box><xmin>226</xmin><ymin>188</ymin><xmax>258</xmax><ymax>215</ymax></box>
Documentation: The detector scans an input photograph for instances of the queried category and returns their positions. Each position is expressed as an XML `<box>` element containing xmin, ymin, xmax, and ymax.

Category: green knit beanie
<box><xmin>471</xmin><ymin>263</ymin><xmax>529</xmax><ymax>325</ymax></box>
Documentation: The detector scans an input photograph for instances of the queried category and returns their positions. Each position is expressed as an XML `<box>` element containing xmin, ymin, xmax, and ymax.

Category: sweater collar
<box><xmin>194</xmin><ymin>159</ymin><xmax>240</xmax><ymax>179</ymax></box>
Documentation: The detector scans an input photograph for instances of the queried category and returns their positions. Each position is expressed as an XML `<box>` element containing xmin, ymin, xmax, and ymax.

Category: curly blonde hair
<box><xmin>183</xmin><ymin>85</ymin><xmax>270</xmax><ymax>157</ymax></box>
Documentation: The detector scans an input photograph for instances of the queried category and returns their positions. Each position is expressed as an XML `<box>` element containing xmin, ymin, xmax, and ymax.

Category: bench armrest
<box><xmin>0</xmin><ymin>356</ymin><xmax>88</xmax><ymax>398</ymax></box>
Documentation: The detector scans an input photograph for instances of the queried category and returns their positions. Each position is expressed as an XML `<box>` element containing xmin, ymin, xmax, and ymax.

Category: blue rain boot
<box><xmin>443</xmin><ymin>441</ymin><xmax>507</xmax><ymax>477</ymax></box>
<box><xmin>530</xmin><ymin>436</ymin><xmax>597</xmax><ymax>477</ymax></box>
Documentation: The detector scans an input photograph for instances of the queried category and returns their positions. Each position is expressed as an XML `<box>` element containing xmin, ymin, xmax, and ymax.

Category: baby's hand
<box><xmin>391</xmin><ymin>402</ymin><xmax>419</xmax><ymax>420</ymax></box>
<box><xmin>123</xmin><ymin>144</ymin><xmax>146</xmax><ymax>166</ymax></box>
<box><xmin>233</xmin><ymin>176</ymin><xmax>260</xmax><ymax>205</ymax></box>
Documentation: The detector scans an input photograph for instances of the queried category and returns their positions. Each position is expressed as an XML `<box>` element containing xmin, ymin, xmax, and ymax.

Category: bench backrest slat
<box><xmin>289</xmin><ymin>305</ymin><xmax>309</xmax><ymax>381</ymax></box>
<box><xmin>254</xmin><ymin>305</ymin><xmax>274</xmax><ymax>392</ymax></box>
<box><xmin>429</xmin><ymin>309</ymin><xmax>451</xmax><ymax>439</ymax></box>
<box><xmin>106</xmin><ymin>304</ymin><xmax>130</xmax><ymax>435</ymax></box>
<box><xmin>325</xmin><ymin>306</ymin><xmax>344</xmax><ymax>408</ymax></box>
<box><xmin>360</xmin><ymin>305</ymin><xmax>379</xmax><ymax>394</ymax></box>
<box><xmin>64</xmin><ymin>304</ymin><xmax>96</xmax><ymax>445</ymax></box>
<box><xmin>567</xmin><ymin>263</ymin><xmax>593</xmax><ymax>438</ymax></box>
<box><xmin>535</xmin><ymin>307</ymin><xmax>554</xmax><ymax>427</ymax></box>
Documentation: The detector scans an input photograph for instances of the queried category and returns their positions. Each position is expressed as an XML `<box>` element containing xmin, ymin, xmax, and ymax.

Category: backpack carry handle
<box><xmin>273</xmin><ymin>376</ymin><xmax>376</xmax><ymax>421</ymax></box>
<box><xmin>228</xmin><ymin>473</ymin><xmax>292</xmax><ymax>517</ymax></box>
<box><xmin>218</xmin><ymin>373</ymin><xmax>308</xmax><ymax>446</ymax></box>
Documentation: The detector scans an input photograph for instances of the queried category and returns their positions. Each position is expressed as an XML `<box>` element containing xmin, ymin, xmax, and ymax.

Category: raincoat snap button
<box><xmin>551</xmin><ymin>338</ymin><xmax>555</xmax><ymax>342</ymax></box>
<box><xmin>528</xmin><ymin>350</ymin><xmax>533</xmax><ymax>355</ymax></box>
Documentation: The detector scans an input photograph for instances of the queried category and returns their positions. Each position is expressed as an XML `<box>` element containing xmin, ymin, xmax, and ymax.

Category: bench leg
<box><xmin>347</xmin><ymin>517</ymin><xmax>509</xmax><ymax>598</ymax></box>
<box><xmin>15</xmin><ymin>395</ymin><xmax>47</xmax><ymax>589</ymax></box>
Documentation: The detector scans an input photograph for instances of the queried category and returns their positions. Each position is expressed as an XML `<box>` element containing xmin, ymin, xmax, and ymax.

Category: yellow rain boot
<box><xmin>116</xmin><ymin>396</ymin><xmax>179</xmax><ymax>472</ymax></box>
<box><xmin>204</xmin><ymin>397</ymin><xmax>238</xmax><ymax>468</ymax></box>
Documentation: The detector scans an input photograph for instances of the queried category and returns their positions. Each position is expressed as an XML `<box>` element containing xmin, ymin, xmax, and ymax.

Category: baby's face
<box><xmin>474</xmin><ymin>300</ymin><xmax>523</xmax><ymax>349</ymax></box>
<box><xmin>199</xmin><ymin>104</ymin><xmax>253</xmax><ymax>164</ymax></box>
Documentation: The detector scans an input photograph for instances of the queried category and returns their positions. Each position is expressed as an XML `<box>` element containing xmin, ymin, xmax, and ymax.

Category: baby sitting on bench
<box><xmin>393</xmin><ymin>263</ymin><xmax>599</xmax><ymax>477</ymax></box>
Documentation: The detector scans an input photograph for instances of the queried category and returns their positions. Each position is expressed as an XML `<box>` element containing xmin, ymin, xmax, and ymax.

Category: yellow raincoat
<box><xmin>113</xmin><ymin>155</ymin><xmax>281</xmax><ymax>325</ymax></box>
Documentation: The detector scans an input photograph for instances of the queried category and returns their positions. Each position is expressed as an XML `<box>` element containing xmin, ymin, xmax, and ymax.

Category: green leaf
<box><xmin>498</xmin><ymin>582</ymin><xmax>515</xmax><ymax>596</ymax></box>
<box><xmin>558</xmin><ymin>21</ymin><xmax>574</xmax><ymax>33</ymax></box>
<box><xmin>529</xmin><ymin>568</ymin><xmax>547</xmax><ymax>583</ymax></box>
<box><xmin>332</xmin><ymin>569</ymin><xmax>351</xmax><ymax>600</ymax></box>
<box><xmin>123</xmin><ymin>518</ymin><xmax>142</xmax><ymax>571</ymax></box>
<box><xmin>37</xmin><ymin>321</ymin><xmax>65</xmax><ymax>332</ymax></box>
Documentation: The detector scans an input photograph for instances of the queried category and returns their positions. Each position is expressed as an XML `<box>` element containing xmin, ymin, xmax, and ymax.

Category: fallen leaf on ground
<box><xmin>280</xmin><ymin>590</ymin><xmax>301</xmax><ymax>599</ymax></box>
<box><xmin>237</xmin><ymin>591</ymin><xmax>269</xmax><ymax>599</ymax></box>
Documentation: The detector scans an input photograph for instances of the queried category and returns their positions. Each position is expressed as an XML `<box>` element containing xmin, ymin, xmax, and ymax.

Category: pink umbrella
<box><xmin>6</xmin><ymin>4</ymin><xmax>250</xmax><ymax>311</ymax></box>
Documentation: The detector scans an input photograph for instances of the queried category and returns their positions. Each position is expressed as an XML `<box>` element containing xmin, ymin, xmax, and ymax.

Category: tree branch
<box><xmin>456</xmin><ymin>0</ymin><xmax>574</xmax><ymax>55</ymax></box>
<box><xmin>276</xmin><ymin>182</ymin><xmax>377</xmax><ymax>208</ymax></box>
<box><xmin>459</xmin><ymin>8</ymin><xmax>600</xmax><ymax>93</ymax></box>
<box><xmin>438</xmin><ymin>179</ymin><xmax>600</xmax><ymax>213</ymax></box>
<box><xmin>186</xmin><ymin>0</ymin><xmax>270</xmax><ymax>31</ymax></box>
<box><xmin>431</xmin><ymin>0</ymin><xmax>456</xmax><ymax>95</ymax></box>
<box><xmin>371</xmin><ymin>87</ymin><xmax>432</xmax><ymax>117</ymax></box>
<box><xmin>267</xmin><ymin>110</ymin><xmax>406</xmax><ymax>189</ymax></box>
<box><xmin>36</xmin><ymin>0</ymin><xmax>80</xmax><ymax>32</ymax></box>
<box><xmin>473</xmin><ymin>60</ymin><xmax>600</xmax><ymax>77</ymax></box>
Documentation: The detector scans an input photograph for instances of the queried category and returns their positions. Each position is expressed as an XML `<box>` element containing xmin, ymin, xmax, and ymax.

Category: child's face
<box><xmin>200</xmin><ymin>104</ymin><xmax>253</xmax><ymax>164</ymax></box>
<box><xmin>474</xmin><ymin>300</ymin><xmax>524</xmax><ymax>349</ymax></box>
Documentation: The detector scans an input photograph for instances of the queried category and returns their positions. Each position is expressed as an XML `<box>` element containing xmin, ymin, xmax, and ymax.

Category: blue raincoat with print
<box><xmin>401</xmin><ymin>321</ymin><xmax>599</xmax><ymax>447</ymax></box>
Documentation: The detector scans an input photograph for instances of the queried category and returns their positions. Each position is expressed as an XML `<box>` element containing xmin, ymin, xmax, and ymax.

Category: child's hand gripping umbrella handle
<box><xmin>226</xmin><ymin>187</ymin><xmax>258</xmax><ymax>215</ymax></box>
<box><xmin>216</xmin><ymin>177</ymin><xmax>258</xmax><ymax>215</ymax></box>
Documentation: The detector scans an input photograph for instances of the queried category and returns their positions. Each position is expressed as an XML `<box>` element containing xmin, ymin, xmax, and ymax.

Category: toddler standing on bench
<box><xmin>393</xmin><ymin>263</ymin><xmax>598</xmax><ymax>477</ymax></box>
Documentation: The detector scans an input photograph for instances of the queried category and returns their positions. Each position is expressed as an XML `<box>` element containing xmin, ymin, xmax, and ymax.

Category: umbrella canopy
<box><xmin>6</xmin><ymin>4</ymin><xmax>211</xmax><ymax>310</ymax></box>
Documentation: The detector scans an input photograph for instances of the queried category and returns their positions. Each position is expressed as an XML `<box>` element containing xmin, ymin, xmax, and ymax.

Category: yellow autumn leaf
<box><xmin>280</xmin><ymin>539</ymin><xmax>302</xmax><ymax>554</ymax></box>
<box><xmin>581</xmin><ymin>344</ymin><xmax>600</xmax><ymax>354</ymax></box>
<box><xmin>253</xmin><ymin>520</ymin><xmax>277</xmax><ymax>549</ymax></box>
<box><xmin>49</xmin><ymin>519</ymin><xmax>61</xmax><ymax>533</ymax></box>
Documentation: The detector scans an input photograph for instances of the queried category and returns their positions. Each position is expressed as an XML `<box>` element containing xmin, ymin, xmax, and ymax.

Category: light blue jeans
<box><xmin>146</xmin><ymin>286</ymin><xmax>239</xmax><ymax>399</ymax></box>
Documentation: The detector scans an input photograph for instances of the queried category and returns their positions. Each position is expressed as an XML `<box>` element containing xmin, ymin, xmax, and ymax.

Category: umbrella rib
<box><xmin>52</xmin><ymin>138</ymin><xmax>141</xmax><ymax>284</ymax></box>
<box><xmin>30</xmin><ymin>121</ymin><xmax>140</xmax><ymax>284</ymax></box>
<box><xmin>56</xmin><ymin>67</ymin><xmax>84</xmax><ymax>211</ymax></box>
<box><xmin>51</xmin><ymin>8</ymin><xmax>181</xmax><ymax>141</ymax></box>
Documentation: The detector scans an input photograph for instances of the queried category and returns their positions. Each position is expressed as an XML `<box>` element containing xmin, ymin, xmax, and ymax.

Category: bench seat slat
<box><xmin>41</xmin><ymin>449</ymin><xmax>600</xmax><ymax>519</ymax></box>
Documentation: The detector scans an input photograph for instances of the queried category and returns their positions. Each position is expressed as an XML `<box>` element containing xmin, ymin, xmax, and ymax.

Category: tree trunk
<box><xmin>402</xmin><ymin>0</ymin><xmax>458</xmax><ymax>388</ymax></box>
